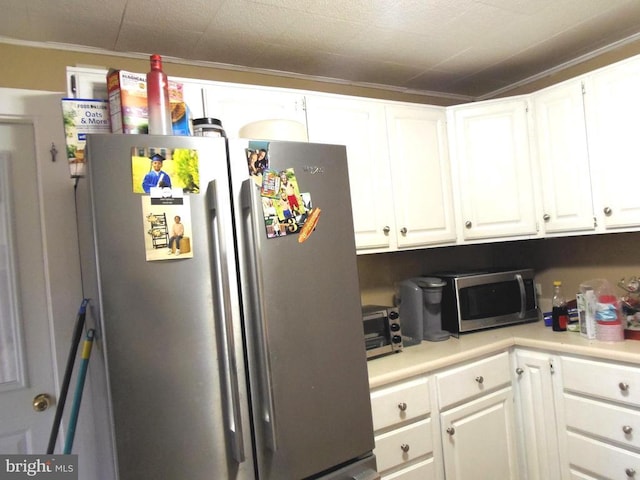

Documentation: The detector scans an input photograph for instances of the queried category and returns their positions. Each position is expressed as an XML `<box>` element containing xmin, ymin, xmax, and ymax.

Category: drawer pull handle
<box><xmin>446</xmin><ymin>427</ymin><xmax>455</xmax><ymax>436</ymax></box>
<box><xmin>623</xmin><ymin>425</ymin><xmax>633</xmax><ymax>435</ymax></box>
<box><xmin>475</xmin><ymin>376</ymin><xmax>484</xmax><ymax>384</ymax></box>
<box><xmin>515</xmin><ymin>367</ymin><xmax>524</xmax><ymax>375</ymax></box>
<box><xmin>398</xmin><ymin>402</ymin><xmax>407</xmax><ymax>412</ymax></box>
<box><xmin>619</xmin><ymin>382</ymin><xmax>630</xmax><ymax>392</ymax></box>
<box><xmin>626</xmin><ymin>467</ymin><xmax>635</xmax><ymax>477</ymax></box>
<box><xmin>400</xmin><ymin>443</ymin><xmax>410</xmax><ymax>453</ymax></box>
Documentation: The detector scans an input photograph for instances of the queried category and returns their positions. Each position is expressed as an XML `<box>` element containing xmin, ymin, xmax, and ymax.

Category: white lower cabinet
<box><xmin>435</xmin><ymin>352</ymin><xmax>521</xmax><ymax>480</ymax></box>
<box><xmin>370</xmin><ymin>376</ymin><xmax>437</xmax><ymax>479</ymax></box>
<box><xmin>559</xmin><ymin>355</ymin><xmax>640</xmax><ymax>479</ymax></box>
<box><xmin>513</xmin><ymin>349</ymin><xmax>562</xmax><ymax>480</ymax></box>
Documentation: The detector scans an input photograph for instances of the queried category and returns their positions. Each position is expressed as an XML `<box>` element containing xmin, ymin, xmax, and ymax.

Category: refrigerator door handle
<box><xmin>208</xmin><ymin>180</ymin><xmax>246</xmax><ymax>463</ymax></box>
<box><xmin>241</xmin><ymin>179</ymin><xmax>278</xmax><ymax>452</ymax></box>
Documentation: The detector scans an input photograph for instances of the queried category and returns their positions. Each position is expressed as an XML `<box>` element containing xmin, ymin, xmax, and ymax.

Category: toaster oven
<box><xmin>361</xmin><ymin>305</ymin><xmax>403</xmax><ymax>359</ymax></box>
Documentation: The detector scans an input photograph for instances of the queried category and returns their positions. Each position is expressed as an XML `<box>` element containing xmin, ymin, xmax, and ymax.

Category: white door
<box><xmin>386</xmin><ymin>104</ymin><xmax>456</xmax><ymax>248</ymax></box>
<box><xmin>440</xmin><ymin>388</ymin><xmax>520</xmax><ymax>480</ymax></box>
<box><xmin>532</xmin><ymin>80</ymin><xmax>595</xmax><ymax>234</ymax></box>
<box><xmin>584</xmin><ymin>56</ymin><xmax>640</xmax><ymax>230</ymax></box>
<box><xmin>0</xmin><ymin>89</ymin><xmax>109</xmax><ymax>479</ymax></box>
<box><xmin>513</xmin><ymin>349</ymin><xmax>562</xmax><ymax>480</ymax></box>
<box><xmin>449</xmin><ymin>98</ymin><xmax>537</xmax><ymax>241</ymax></box>
<box><xmin>0</xmin><ymin>116</ymin><xmax>57</xmax><ymax>453</ymax></box>
<box><xmin>306</xmin><ymin>94</ymin><xmax>395</xmax><ymax>251</ymax></box>
<box><xmin>203</xmin><ymin>84</ymin><xmax>306</xmax><ymax>138</ymax></box>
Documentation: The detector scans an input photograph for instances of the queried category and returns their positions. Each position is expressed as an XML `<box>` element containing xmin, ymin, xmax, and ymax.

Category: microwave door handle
<box><xmin>515</xmin><ymin>273</ymin><xmax>526</xmax><ymax>319</ymax></box>
<box><xmin>207</xmin><ymin>180</ymin><xmax>245</xmax><ymax>463</ymax></box>
<box><xmin>241</xmin><ymin>180</ymin><xmax>278</xmax><ymax>452</ymax></box>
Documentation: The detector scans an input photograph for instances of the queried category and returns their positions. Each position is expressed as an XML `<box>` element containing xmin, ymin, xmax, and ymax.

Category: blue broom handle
<box><xmin>63</xmin><ymin>328</ymin><xmax>95</xmax><ymax>454</ymax></box>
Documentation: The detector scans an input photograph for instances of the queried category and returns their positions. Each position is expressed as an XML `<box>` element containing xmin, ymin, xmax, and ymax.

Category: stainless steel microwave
<box><xmin>362</xmin><ymin>305</ymin><xmax>403</xmax><ymax>359</ymax></box>
<box><xmin>435</xmin><ymin>268</ymin><xmax>539</xmax><ymax>336</ymax></box>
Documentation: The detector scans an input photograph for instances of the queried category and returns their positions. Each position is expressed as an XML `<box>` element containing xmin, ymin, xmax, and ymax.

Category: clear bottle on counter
<box><xmin>552</xmin><ymin>281</ymin><xmax>568</xmax><ymax>332</ymax></box>
<box><xmin>146</xmin><ymin>54</ymin><xmax>172</xmax><ymax>135</ymax></box>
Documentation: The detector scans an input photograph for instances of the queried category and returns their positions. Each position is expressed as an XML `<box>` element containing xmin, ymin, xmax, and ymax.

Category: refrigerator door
<box><xmin>229</xmin><ymin>140</ymin><xmax>375</xmax><ymax>479</ymax></box>
<box><xmin>81</xmin><ymin>134</ymin><xmax>255</xmax><ymax>480</ymax></box>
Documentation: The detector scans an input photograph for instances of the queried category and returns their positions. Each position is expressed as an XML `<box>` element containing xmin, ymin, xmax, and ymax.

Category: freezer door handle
<box><xmin>208</xmin><ymin>180</ymin><xmax>246</xmax><ymax>463</ymax></box>
<box><xmin>241</xmin><ymin>179</ymin><xmax>278</xmax><ymax>452</ymax></box>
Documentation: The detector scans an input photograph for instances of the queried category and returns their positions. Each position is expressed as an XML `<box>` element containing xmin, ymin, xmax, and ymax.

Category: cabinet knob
<box><xmin>400</xmin><ymin>227</ymin><xmax>408</xmax><ymax>235</ymax></box>
<box><xmin>604</xmin><ymin>207</ymin><xmax>612</xmax><ymax>216</ymax></box>
<box><xmin>623</xmin><ymin>425</ymin><xmax>633</xmax><ymax>435</ymax></box>
<box><xmin>398</xmin><ymin>402</ymin><xmax>407</xmax><ymax>412</ymax></box>
<box><xmin>543</xmin><ymin>214</ymin><xmax>550</xmax><ymax>221</ymax></box>
<box><xmin>626</xmin><ymin>467</ymin><xmax>636</xmax><ymax>477</ymax></box>
<box><xmin>516</xmin><ymin>367</ymin><xmax>524</xmax><ymax>375</ymax></box>
<box><xmin>475</xmin><ymin>376</ymin><xmax>484</xmax><ymax>384</ymax></box>
<box><xmin>400</xmin><ymin>443</ymin><xmax>410</xmax><ymax>453</ymax></box>
<box><xmin>619</xmin><ymin>382</ymin><xmax>630</xmax><ymax>392</ymax></box>
<box><xmin>465</xmin><ymin>221</ymin><xmax>472</xmax><ymax>229</ymax></box>
<box><xmin>446</xmin><ymin>427</ymin><xmax>455</xmax><ymax>436</ymax></box>
<box><xmin>383</xmin><ymin>225</ymin><xmax>390</xmax><ymax>235</ymax></box>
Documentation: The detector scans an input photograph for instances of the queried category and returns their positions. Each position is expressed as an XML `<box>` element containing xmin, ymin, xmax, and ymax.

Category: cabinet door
<box><xmin>513</xmin><ymin>350</ymin><xmax>562</xmax><ymax>480</ymax></box>
<box><xmin>532</xmin><ymin>81</ymin><xmax>595</xmax><ymax>234</ymax></box>
<box><xmin>306</xmin><ymin>95</ymin><xmax>395</xmax><ymax>251</ymax></box>
<box><xmin>386</xmin><ymin>104</ymin><xmax>456</xmax><ymax>247</ymax></box>
<box><xmin>585</xmin><ymin>56</ymin><xmax>640</xmax><ymax>229</ymax></box>
<box><xmin>440</xmin><ymin>388</ymin><xmax>520</xmax><ymax>480</ymax></box>
<box><xmin>203</xmin><ymin>84</ymin><xmax>306</xmax><ymax>138</ymax></box>
<box><xmin>66</xmin><ymin>67</ymin><xmax>109</xmax><ymax>99</ymax></box>
<box><xmin>449</xmin><ymin>98</ymin><xmax>537</xmax><ymax>240</ymax></box>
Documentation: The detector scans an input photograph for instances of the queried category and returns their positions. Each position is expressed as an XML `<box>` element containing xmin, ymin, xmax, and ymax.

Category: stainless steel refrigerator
<box><xmin>78</xmin><ymin>134</ymin><xmax>377</xmax><ymax>480</ymax></box>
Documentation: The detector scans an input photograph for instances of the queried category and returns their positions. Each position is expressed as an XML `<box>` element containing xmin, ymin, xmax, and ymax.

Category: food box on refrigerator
<box><xmin>107</xmin><ymin>69</ymin><xmax>191</xmax><ymax>135</ymax></box>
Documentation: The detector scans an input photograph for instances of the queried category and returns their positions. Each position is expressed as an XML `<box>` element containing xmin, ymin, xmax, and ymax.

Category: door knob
<box><xmin>33</xmin><ymin>393</ymin><xmax>52</xmax><ymax>412</ymax></box>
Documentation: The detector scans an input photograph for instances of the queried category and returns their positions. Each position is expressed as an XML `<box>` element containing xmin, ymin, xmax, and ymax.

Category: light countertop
<box><xmin>367</xmin><ymin>321</ymin><xmax>640</xmax><ymax>389</ymax></box>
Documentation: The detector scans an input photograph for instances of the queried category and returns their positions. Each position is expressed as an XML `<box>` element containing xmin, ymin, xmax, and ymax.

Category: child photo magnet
<box><xmin>131</xmin><ymin>146</ymin><xmax>200</xmax><ymax>195</ymax></box>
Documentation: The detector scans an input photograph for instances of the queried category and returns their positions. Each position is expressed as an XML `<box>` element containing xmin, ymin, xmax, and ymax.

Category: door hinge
<box><xmin>549</xmin><ymin>360</ymin><xmax>555</xmax><ymax>374</ymax></box>
<box><xmin>50</xmin><ymin>143</ymin><xmax>58</xmax><ymax>163</ymax></box>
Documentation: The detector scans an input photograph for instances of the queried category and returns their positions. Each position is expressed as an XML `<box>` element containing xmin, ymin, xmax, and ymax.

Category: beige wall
<box><xmin>0</xmin><ymin>43</ymin><xmax>453</xmax><ymax>105</ymax></box>
<box><xmin>5</xmin><ymin>37</ymin><xmax>640</xmax><ymax>104</ymax></box>
<box><xmin>358</xmin><ymin>232</ymin><xmax>640</xmax><ymax>311</ymax></box>
<box><xmin>5</xmin><ymin>41</ymin><xmax>640</xmax><ymax>311</ymax></box>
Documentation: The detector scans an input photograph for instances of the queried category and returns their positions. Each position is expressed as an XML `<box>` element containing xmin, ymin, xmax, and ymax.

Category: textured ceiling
<box><xmin>3</xmin><ymin>0</ymin><xmax>640</xmax><ymax>100</ymax></box>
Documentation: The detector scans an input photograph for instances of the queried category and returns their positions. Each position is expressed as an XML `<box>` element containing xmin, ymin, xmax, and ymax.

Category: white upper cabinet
<box><xmin>386</xmin><ymin>104</ymin><xmax>456</xmax><ymax>248</ymax></box>
<box><xmin>448</xmin><ymin>98</ymin><xmax>538</xmax><ymax>241</ymax></box>
<box><xmin>531</xmin><ymin>80</ymin><xmax>595</xmax><ymax>234</ymax></box>
<box><xmin>202</xmin><ymin>84</ymin><xmax>306</xmax><ymax>139</ymax></box>
<box><xmin>584</xmin><ymin>56</ymin><xmax>640</xmax><ymax>230</ymax></box>
<box><xmin>66</xmin><ymin>67</ymin><xmax>109</xmax><ymax>99</ymax></box>
<box><xmin>305</xmin><ymin>94</ymin><xmax>396</xmax><ymax>251</ymax></box>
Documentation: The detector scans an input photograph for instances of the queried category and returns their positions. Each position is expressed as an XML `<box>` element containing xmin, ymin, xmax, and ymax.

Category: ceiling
<box><xmin>4</xmin><ymin>0</ymin><xmax>640</xmax><ymax>100</ymax></box>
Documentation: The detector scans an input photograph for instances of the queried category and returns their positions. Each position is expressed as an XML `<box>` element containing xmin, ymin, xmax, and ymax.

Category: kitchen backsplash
<box><xmin>358</xmin><ymin>231</ymin><xmax>640</xmax><ymax>308</ymax></box>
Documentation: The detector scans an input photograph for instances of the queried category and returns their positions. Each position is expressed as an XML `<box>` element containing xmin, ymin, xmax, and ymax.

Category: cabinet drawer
<box><xmin>381</xmin><ymin>458</ymin><xmax>435</xmax><ymax>480</ymax></box>
<box><xmin>564</xmin><ymin>393</ymin><xmax>640</xmax><ymax>450</ymax></box>
<box><xmin>567</xmin><ymin>431</ymin><xmax>640</xmax><ymax>479</ymax></box>
<box><xmin>562</xmin><ymin>356</ymin><xmax>640</xmax><ymax>407</ymax></box>
<box><xmin>435</xmin><ymin>352</ymin><xmax>511</xmax><ymax>409</ymax></box>
<box><xmin>371</xmin><ymin>377</ymin><xmax>430</xmax><ymax>431</ymax></box>
<box><xmin>374</xmin><ymin>418</ymin><xmax>432</xmax><ymax>473</ymax></box>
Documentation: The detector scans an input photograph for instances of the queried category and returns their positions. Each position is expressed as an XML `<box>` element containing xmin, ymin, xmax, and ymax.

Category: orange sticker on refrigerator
<box><xmin>298</xmin><ymin>208</ymin><xmax>321</xmax><ymax>243</ymax></box>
